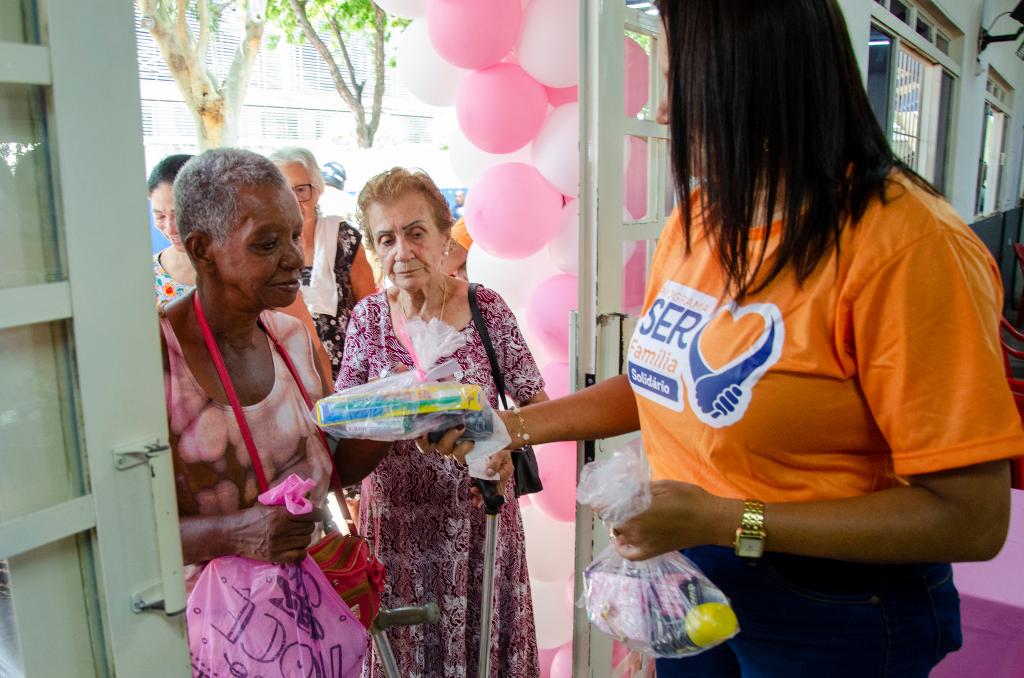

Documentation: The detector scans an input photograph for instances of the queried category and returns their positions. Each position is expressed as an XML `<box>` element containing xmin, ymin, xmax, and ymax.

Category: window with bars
<box><xmin>867</xmin><ymin>26</ymin><xmax>955</xmax><ymax>195</ymax></box>
<box><xmin>977</xmin><ymin>73</ymin><xmax>1014</xmax><ymax>216</ymax></box>
<box><xmin>976</xmin><ymin>103</ymin><xmax>1008</xmax><ymax>215</ymax></box>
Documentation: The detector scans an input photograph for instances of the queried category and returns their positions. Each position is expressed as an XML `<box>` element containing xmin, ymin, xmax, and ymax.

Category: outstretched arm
<box><xmin>502</xmin><ymin>374</ymin><xmax>640</xmax><ymax>447</ymax></box>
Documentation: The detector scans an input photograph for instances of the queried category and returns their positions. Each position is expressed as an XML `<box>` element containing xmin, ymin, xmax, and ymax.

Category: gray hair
<box><xmin>268</xmin><ymin>146</ymin><xmax>325</xmax><ymax>193</ymax></box>
<box><xmin>173</xmin><ymin>148</ymin><xmax>287</xmax><ymax>242</ymax></box>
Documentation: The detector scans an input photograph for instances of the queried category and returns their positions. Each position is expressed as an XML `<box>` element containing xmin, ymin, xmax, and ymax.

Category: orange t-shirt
<box><xmin>630</xmin><ymin>173</ymin><xmax>1024</xmax><ymax>503</ymax></box>
<box><xmin>451</xmin><ymin>217</ymin><xmax>473</xmax><ymax>249</ymax></box>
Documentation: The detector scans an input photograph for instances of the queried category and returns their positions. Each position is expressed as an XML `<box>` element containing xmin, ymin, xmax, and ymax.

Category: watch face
<box><xmin>736</xmin><ymin>535</ymin><xmax>764</xmax><ymax>558</ymax></box>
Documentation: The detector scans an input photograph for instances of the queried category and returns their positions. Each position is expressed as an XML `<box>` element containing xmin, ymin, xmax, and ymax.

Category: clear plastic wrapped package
<box><xmin>314</xmin><ymin>316</ymin><xmax>509</xmax><ymax>479</ymax></box>
<box><xmin>577</xmin><ymin>445</ymin><xmax>739</xmax><ymax>658</ymax></box>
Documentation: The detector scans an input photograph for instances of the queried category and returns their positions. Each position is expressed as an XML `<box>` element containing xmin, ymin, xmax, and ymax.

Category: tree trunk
<box><xmin>137</xmin><ymin>0</ymin><xmax>264</xmax><ymax>150</ymax></box>
<box><xmin>363</xmin><ymin>4</ymin><xmax>387</xmax><ymax>148</ymax></box>
<box><xmin>286</xmin><ymin>0</ymin><xmax>389</xmax><ymax>149</ymax></box>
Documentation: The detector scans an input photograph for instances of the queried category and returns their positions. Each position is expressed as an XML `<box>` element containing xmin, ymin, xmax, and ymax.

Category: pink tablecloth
<box><xmin>932</xmin><ymin>489</ymin><xmax>1024</xmax><ymax>678</ymax></box>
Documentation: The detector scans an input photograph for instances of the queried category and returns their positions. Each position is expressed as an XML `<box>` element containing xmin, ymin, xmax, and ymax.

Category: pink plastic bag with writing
<box><xmin>187</xmin><ymin>474</ymin><xmax>368</xmax><ymax>677</ymax></box>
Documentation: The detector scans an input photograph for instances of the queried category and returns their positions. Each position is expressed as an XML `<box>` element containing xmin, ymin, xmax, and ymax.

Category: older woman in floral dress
<box><xmin>335</xmin><ymin>168</ymin><xmax>547</xmax><ymax>678</ymax></box>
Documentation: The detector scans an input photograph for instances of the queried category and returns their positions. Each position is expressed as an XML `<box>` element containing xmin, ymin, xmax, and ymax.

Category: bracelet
<box><xmin>510</xmin><ymin>406</ymin><xmax>531</xmax><ymax>446</ymax></box>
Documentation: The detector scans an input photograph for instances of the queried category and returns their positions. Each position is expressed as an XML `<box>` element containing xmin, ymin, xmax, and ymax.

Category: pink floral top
<box><xmin>335</xmin><ymin>286</ymin><xmax>543</xmax><ymax>678</ymax></box>
<box><xmin>160</xmin><ymin>308</ymin><xmax>333</xmax><ymax>589</ymax></box>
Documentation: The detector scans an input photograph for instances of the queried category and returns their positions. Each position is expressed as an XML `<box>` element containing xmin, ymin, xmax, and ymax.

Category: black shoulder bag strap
<box><xmin>468</xmin><ymin>283</ymin><xmax>544</xmax><ymax>496</ymax></box>
<box><xmin>468</xmin><ymin>283</ymin><xmax>510</xmax><ymax>410</ymax></box>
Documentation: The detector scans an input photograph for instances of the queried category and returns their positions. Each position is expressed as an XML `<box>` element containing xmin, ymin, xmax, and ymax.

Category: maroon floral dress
<box><xmin>335</xmin><ymin>286</ymin><xmax>543</xmax><ymax>678</ymax></box>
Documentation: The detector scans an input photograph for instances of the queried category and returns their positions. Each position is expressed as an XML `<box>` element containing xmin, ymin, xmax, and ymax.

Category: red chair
<box><xmin>1013</xmin><ymin>243</ymin><xmax>1024</xmax><ymax>327</ymax></box>
<box><xmin>998</xmin><ymin>317</ymin><xmax>1024</xmax><ymax>489</ymax></box>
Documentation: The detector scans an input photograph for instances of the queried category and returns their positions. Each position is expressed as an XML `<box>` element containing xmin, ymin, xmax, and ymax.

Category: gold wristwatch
<box><xmin>734</xmin><ymin>499</ymin><xmax>766</xmax><ymax>559</ymax></box>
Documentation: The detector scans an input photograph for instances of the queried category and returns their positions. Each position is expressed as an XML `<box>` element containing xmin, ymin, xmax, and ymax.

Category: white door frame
<box><xmin>0</xmin><ymin>1</ymin><xmax>190</xmax><ymax>675</ymax></box>
<box><xmin>575</xmin><ymin>1</ymin><xmax>669</xmax><ymax>675</ymax></box>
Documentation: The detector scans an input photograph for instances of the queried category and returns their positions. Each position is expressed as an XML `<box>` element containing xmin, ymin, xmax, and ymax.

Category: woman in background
<box><xmin>149</xmin><ymin>153</ymin><xmax>194</xmax><ymax>303</ymax></box>
<box><xmin>270</xmin><ymin>147</ymin><xmax>377</xmax><ymax>380</ymax></box>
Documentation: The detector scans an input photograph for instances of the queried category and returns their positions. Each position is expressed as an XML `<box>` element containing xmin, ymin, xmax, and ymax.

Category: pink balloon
<box><xmin>519</xmin><ymin>493</ymin><xmax>533</xmax><ymax>509</ymax></box>
<box><xmin>532</xmin><ymin>441</ymin><xmax>577</xmax><ymax>522</ymax></box>
<box><xmin>622</xmin><ymin>241</ymin><xmax>647</xmax><ymax>315</ymax></box>
<box><xmin>427</xmin><ymin>0</ymin><xmax>522</xmax><ymax>70</ymax></box>
<box><xmin>539</xmin><ymin>646</ymin><xmax>557</xmax><ymax>678</ymax></box>
<box><xmin>545</xmin><ymin>84</ymin><xmax>578</xmax><ymax>107</ymax></box>
<box><xmin>624</xmin><ymin>37</ymin><xmax>650</xmax><ymax>117</ymax></box>
<box><xmin>465</xmin><ymin>162</ymin><xmax>562</xmax><ymax>258</ymax></box>
<box><xmin>456</xmin><ymin>64</ymin><xmax>548</xmax><ymax>154</ymax></box>
<box><xmin>624</xmin><ymin>136</ymin><xmax>648</xmax><ymax>220</ymax></box>
<box><xmin>525</xmin><ymin>274</ymin><xmax>577</xmax><ymax>362</ymax></box>
<box><xmin>564</xmin><ymin>576</ymin><xmax>576</xmax><ymax>615</ymax></box>
<box><xmin>541</xmin><ymin>361</ymin><xmax>570</xmax><ymax>400</ymax></box>
<box><xmin>612</xmin><ymin>640</ymin><xmax>630</xmax><ymax>668</ymax></box>
<box><xmin>550</xmin><ymin>643</ymin><xmax>573</xmax><ymax>678</ymax></box>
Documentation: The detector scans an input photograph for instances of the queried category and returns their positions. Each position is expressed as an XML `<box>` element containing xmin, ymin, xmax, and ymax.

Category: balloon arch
<box><xmin>387</xmin><ymin>1</ymin><xmax>651</xmax><ymax>673</ymax></box>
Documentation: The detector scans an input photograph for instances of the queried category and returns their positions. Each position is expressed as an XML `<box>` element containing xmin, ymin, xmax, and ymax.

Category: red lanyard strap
<box><xmin>192</xmin><ymin>293</ymin><xmax>343</xmax><ymax>497</ymax></box>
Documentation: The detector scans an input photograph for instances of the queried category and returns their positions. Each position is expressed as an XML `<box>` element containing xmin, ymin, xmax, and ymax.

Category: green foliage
<box><xmin>266</xmin><ymin>0</ymin><xmax>408</xmax><ymax>49</ymax></box>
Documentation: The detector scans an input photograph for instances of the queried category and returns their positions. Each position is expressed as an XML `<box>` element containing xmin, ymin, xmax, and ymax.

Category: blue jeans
<box><xmin>655</xmin><ymin>546</ymin><xmax>962</xmax><ymax>678</ymax></box>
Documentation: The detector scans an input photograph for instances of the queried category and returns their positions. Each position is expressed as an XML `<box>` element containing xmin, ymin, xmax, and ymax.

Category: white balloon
<box><xmin>375</xmin><ymin>0</ymin><xmax>428</xmax><ymax>19</ymax></box>
<box><xmin>522</xmin><ymin>505</ymin><xmax>576</xmax><ymax>582</ymax></box>
<box><xmin>397</xmin><ymin>22</ymin><xmax>469</xmax><ymax>107</ymax></box>
<box><xmin>531</xmin><ymin>574</ymin><xmax>575</xmax><ymax>649</ymax></box>
<box><xmin>548</xmin><ymin>200</ymin><xmax>579</xmax><ymax>275</ymax></box>
<box><xmin>531</xmin><ymin>103</ymin><xmax>579</xmax><ymax>197</ymax></box>
<box><xmin>515</xmin><ymin>0</ymin><xmax>579</xmax><ymax>88</ymax></box>
<box><xmin>465</xmin><ymin>244</ymin><xmax>556</xmax><ymax>310</ymax></box>
<box><xmin>449</xmin><ymin>128</ymin><xmax>532</xmax><ymax>187</ymax></box>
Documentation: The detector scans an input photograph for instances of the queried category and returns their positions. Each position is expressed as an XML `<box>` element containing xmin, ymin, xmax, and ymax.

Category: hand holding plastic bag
<box><xmin>187</xmin><ymin>474</ymin><xmax>368</xmax><ymax>677</ymax></box>
<box><xmin>314</xmin><ymin>316</ymin><xmax>510</xmax><ymax>479</ymax></box>
<box><xmin>577</xmin><ymin>445</ymin><xmax>739</xmax><ymax>657</ymax></box>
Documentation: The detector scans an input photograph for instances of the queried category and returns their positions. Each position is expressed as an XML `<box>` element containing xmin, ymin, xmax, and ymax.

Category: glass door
<box><xmin>0</xmin><ymin>0</ymin><xmax>190</xmax><ymax>675</ymax></box>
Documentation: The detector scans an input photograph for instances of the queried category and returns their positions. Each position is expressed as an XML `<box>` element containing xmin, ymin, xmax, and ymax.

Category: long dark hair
<box><xmin>658</xmin><ymin>0</ymin><xmax>933</xmax><ymax>299</ymax></box>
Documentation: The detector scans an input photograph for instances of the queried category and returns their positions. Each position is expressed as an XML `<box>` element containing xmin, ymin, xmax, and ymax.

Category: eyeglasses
<box><xmin>292</xmin><ymin>183</ymin><xmax>315</xmax><ymax>203</ymax></box>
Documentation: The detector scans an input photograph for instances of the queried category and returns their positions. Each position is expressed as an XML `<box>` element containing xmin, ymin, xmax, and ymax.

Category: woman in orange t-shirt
<box><xmin>494</xmin><ymin>1</ymin><xmax>1024</xmax><ymax>676</ymax></box>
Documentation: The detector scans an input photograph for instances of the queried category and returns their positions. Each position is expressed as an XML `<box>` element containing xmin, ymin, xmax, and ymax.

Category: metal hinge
<box><xmin>113</xmin><ymin>439</ymin><xmax>170</xmax><ymax>471</ymax></box>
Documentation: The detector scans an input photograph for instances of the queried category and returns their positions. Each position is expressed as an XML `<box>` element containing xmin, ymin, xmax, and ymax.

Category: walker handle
<box><xmin>473</xmin><ymin>478</ymin><xmax>505</xmax><ymax>516</ymax></box>
<box><xmin>371</xmin><ymin>603</ymin><xmax>441</xmax><ymax>632</ymax></box>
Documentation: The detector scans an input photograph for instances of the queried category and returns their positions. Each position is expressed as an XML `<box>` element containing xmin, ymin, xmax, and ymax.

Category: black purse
<box><xmin>468</xmin><ymin>283</ymin><xmax>544</xmax><ymax>497</ymax></box>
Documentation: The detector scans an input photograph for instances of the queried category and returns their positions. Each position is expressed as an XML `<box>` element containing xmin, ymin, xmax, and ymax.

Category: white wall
<box><xmin>840</xmin><ymin>0</ymin><xmax>1024</xmax><ymax>221</ymax></box>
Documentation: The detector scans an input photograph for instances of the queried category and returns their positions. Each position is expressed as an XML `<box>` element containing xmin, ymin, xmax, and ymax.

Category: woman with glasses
<box><xmin>271</xmin><ymin>147</ymin><xmax>377</xmax><ymax>380</ymax></box>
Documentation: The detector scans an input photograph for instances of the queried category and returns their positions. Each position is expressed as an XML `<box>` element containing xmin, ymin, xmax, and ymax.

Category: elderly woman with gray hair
<box><xmin>270</xmin><ymin>147</ymin><xmax>377</xmax><ymax>380</ymax></box>
<box><xmin>160</xmin><ymin>148</ymin><xmax>385</xmax><ymax>589</ymax></box>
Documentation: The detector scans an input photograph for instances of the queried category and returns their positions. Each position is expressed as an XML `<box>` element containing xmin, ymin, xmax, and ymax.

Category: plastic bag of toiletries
<box><xmin>577</xmin><ymin>445</ymin><xmax>739</xmax><ymax>657</ymax></box>
<box><xmin>187</xmin><ymin>475</ymin><xmax>367</xmax><ymax>678</ymax></box>
<box><xmin>314</xmin><ymin>316</ymin><xmax>509</xmax><ymax>479</ymax></box>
